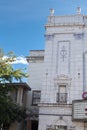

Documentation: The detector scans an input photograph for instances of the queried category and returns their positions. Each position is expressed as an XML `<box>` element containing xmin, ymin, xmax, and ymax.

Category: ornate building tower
<box><xmin>38</xmin><ymin>7</ymin><xmax>87</xmax><ymax>130</ymax></box>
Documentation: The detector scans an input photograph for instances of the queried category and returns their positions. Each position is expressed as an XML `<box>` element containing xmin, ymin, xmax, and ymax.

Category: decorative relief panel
<box><xmin>60</xmin><ymin>45</ymin><xmax>67</xmax><ymax>62</ymax></box>
<box><xmin>56</xmin><ymin>41</ymin><xmax>70</xmax><ymax>75</ymax></box>
<box><xmin>45</xmin><ymin>34</ymin><xmax>54</xmax><ymax>41</ymax></box>
<box><xmin>73</xmin><ymin>33</ymin><xmax>84</xmax><ymax>40</ymax></box>
<box><xmin>54</xmin><ymin>75</ymin><xmax>71</xmax><ymax>85</ymax></box>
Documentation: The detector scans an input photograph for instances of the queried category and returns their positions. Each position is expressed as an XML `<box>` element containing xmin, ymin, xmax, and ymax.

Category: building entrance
<box><xmin>31</xmin><ymin>120</ymin><xmax>38</xmax><ymax>130</ymax></box>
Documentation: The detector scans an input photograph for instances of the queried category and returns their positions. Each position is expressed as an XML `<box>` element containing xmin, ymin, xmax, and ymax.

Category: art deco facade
<box><xmin>27</xmin><ymin>7</ymin><xmax>87</xmax><ymax>130</ymax></box>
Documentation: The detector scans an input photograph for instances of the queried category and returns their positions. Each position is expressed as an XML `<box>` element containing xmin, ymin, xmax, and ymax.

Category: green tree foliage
<box><xmin>0</xmin><ymin>48</ymin><xmax>27</xmax><ymax>83</ymax></box>
<box><xmin>0</xmin><ymin>49</ymin><xmax>28</xmax><ymax>129</ymax></box>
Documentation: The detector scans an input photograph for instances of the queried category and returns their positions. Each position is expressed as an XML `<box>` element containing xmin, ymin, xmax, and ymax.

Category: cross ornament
<box><xmin>60</xmin><ymin>46</ymin><xmax>67</xmax><ymax>61</ymax></box>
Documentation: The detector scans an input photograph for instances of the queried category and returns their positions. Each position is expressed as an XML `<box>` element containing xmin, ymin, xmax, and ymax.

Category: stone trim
<box><xmin>38</xmin><ymin>103</ymin><xmax>72</xmax><ymax>107</ymax></box>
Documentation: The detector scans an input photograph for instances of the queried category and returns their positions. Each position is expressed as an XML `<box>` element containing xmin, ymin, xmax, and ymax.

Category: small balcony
<box><xmin>56</xmin><ymin>93</ymin><xmax>67</xmax><ymax>103</ymax></box>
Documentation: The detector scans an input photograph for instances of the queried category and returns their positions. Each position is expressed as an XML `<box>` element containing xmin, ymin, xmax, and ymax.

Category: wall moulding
<box><xmin>54</xmin><ymin>75</ymin><xmax>72</xmax><ymax>85</ymax></box>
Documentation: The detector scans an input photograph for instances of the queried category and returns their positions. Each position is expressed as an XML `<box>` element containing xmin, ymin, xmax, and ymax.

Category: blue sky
<box><xmin>0</xmin><ymin>0</ymin><xmax>87</xmax><ymax>57</ymax></box>
<box><xmin>1</xmin><ymin>0</ymin><xmax>87</xmax><ymax>82</ymax></box>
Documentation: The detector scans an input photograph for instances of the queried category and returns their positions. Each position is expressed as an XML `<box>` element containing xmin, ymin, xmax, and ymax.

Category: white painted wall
<box><xmin>26</xmin><ymin>51</ymin><xmax>44</xmax><ymax>108</ymax></box>
<box><xmin>39</xmin><ymin>12</ymin><xmax>87</xmax><ymax>130</ymax></box>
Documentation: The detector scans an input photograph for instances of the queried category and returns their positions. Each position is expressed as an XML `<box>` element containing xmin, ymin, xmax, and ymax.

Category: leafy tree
<box><xmin>0</xmin><ymin>49</ymin><xmax>28</xmax><ymax>130</ymax></box>
<box><xmin>0</xmin><ymin>49</ymin><xmax>27</xmax><ymax>83</ymax></box>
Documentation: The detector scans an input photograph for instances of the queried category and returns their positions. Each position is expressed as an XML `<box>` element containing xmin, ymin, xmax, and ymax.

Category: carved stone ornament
<box><xmin>73</xmin><ymin>33</ymin><xmax>84</xmax><ymax>40</ymax></box>
<box><xmin>60</xmin><ymin>45</ymin><xmax>67</xmax><ymax>62</ymax></box>
<box><xmin>45</xmin><ymin>34</ymin><xmax>54</xmax><ymax>41</ymax></box>
<box><xmin>54</xmin><ymin>75</ymin><xmax>71</xmax><ymax>84</ymax></box>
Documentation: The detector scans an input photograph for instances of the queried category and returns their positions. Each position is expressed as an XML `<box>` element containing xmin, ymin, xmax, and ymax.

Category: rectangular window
<box><xmin>59</xmin><ymin>85</ymin><xmax>66</xmax><ymax>93</ymax></box>
<box><xmin>32</xmin><ymin>90</ymin><xmax>41</xmax><ymax>105</ymax></box>
<box><xmin>57</xmin><ymin>85</ymin><xmax>67</xmax><ymax>103</ymax></box>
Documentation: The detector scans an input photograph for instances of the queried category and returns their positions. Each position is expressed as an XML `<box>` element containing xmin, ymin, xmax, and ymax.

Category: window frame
<box><xmin>32</xmin><ymin>90</ymin><xmax>41</xmax><ymax>106</ymax></box>
<box><xmin>57</xmin><ymin>84</ymin><xmax>67</xmax><ymax>104</ymax></box>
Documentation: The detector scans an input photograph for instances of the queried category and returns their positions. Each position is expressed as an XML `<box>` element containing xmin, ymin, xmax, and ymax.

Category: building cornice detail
<box><xmin>26</xmin><ymin>56</ymin><xmax>44</xmax><ymax>63</ymax></box>
<box><xmin>54</xmin><ymin>75</ymin><xmax>72</xmax><ymax>85</ymax></box>
<box><xmin>38</xmin><ymin>103</ymin><xmax>72</xmax><ymax>107</ymax></box>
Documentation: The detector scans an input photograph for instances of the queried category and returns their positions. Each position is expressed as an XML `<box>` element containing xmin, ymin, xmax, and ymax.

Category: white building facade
<box><xmin>26</xmin><ymin>50</ymin><xmax>44</xmax><ymax>130</ymax></box>
<box><xmin>38</xmin><ymin>8</ymin><xmax>87</xmax><ymax>130</ymax></box>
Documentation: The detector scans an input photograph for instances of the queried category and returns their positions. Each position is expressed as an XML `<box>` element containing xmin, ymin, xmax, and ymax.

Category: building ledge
<box><xmin>38</xmin><ymin>103</ymin><xmax>72</xmax><ymax>108</ymax></box>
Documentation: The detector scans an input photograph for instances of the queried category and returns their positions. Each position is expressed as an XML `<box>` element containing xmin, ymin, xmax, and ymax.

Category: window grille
<box><xmin>56</xmin><ymin>93</ymin><xmax>67</xmax><ymax>103</ymax></box>
<box><xmin>32</xmin><ymin>90</ymin><xmax>41</xmax><ymax>105</ymax></box>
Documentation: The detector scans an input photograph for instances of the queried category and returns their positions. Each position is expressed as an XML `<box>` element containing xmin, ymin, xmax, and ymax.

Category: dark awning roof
<box><xmin>0</xmin><ymin>82</ymin><xmax>31</xmax><ymax>90</ymax></box>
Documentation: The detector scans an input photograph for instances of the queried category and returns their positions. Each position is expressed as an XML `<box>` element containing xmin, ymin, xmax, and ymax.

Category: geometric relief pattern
<box><xmin>56</xmin><ymin>41</ymin><xmax>70</xmax><ymax>75</ymax></box>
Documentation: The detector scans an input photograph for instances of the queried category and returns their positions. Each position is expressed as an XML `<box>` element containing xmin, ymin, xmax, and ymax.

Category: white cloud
<box><xmin>2</xmin><ymin>56</ymin><xmax>28</xmax><ymax>65</ymax></box>
<box><xmin>12</xmin><ymin>56</ymin><xmax>28</xmax><ymax>65</ymax></box>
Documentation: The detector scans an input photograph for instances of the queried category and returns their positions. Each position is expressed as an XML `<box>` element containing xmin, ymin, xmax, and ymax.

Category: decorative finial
<box><xmin>50</xmin><ymin>8</ymin><xmax>54</xmax><ymax>16</ymax></box>
<box><xmin>77</xmin><ymin>7</ymin><xmax>81</xmax><ymax>14</ymax></box>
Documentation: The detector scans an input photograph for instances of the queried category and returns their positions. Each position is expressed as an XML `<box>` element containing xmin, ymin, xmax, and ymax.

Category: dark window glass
<box><xmin>32</xmin><ymin>90</ymin><xmax>41</xmax><ymax>105</ymax></box>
